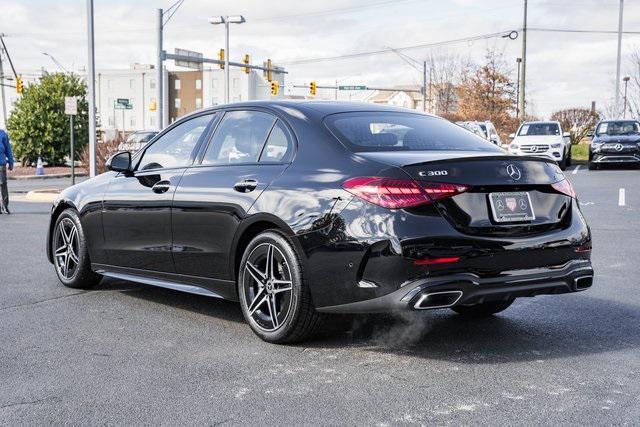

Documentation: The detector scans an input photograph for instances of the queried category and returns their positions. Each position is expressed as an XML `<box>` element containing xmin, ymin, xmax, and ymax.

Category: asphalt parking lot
<box><xmin>1</xmin><ymin>166</ymin><xmax>639</xmax><ymax>425</ymax></box>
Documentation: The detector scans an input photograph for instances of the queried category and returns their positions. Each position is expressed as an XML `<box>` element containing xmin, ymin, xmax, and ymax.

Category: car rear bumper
<box><xmin>316</xmin><ymin>259</ymin><xmax>593</xmax><ymax>314</ymax></box>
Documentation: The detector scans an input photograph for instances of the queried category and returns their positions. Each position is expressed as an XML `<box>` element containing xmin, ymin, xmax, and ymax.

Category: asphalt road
<box><xmin>1</xmin><ymin>166</ymin><xmax>639</xmax><ymax>425</ymax></box>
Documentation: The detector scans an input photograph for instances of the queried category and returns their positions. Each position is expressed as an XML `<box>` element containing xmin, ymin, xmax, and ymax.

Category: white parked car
<box><xmin>456</xmin><ymin>121</ymin><xmax>502</xmax><ymax>145</ymax></box>
<box><xmin>118</xmin><ymin>130</ymin><xmax>158</xmax><ymax>153</ymax></box>
<box><xmin>508</xmin><ymin>121</ymin><xmax>572</xmax><ymax>170</ymax></box>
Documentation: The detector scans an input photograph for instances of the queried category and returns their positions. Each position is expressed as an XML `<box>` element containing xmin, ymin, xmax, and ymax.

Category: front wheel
<box><xmin>238</xmin><ymin>231</ymin><xmax>322</xmax><ymax>343</ymax></box>
<box><xmin>558</xmin><ymin>154</ymin><xmax>567</xmax><ymax>171</ymax></box>
<box><xmin>52</xmin><ymin>209</ymin><xmax>102</xmax><ymax>289</ymax></box>
<box><xmin>588</xmin><ymin>161</ymin><xmax>598</xmax><ymax>170</ymax></box>
<box><xmin>451</xmin><ymin>299</ymin><xmax>514</xmax><ymax>318</ymax></box>
<box><xmin>566</xmin><ymin>147</ymin><xmax>572</xmax><ymax>167</ymax></box>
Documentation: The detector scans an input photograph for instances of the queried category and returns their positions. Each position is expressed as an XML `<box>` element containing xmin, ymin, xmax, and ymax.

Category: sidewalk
<box><xmin>7</xmin><ymin>176</ymin><xmax>88</xmax><ymax>203</ymax></box>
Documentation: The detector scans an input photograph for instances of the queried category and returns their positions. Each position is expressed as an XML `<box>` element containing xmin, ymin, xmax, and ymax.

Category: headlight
<box><xmin>510</xmin><ymin>144</ymin><xmax>519</xmax><ymax>150</ymax></box>
<box><xmin>550</xmin><ymin>143</ymin><xmax>562</xmax><ymax>148</ymax></box>
<box><xmin>592</xmin><ymin>143</ymin><xmax>603</xmax><ymax>152</ymax></box>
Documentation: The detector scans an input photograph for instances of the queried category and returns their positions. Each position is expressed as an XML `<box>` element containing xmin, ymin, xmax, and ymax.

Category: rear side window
<box><xmin>259</xmin><ymin>120</ymin><xmax>293</xmax><ymax>163</ymax></box>
<box><xmin>202</xmin><ymin>110</ymin><xmax>276</xmax><ymax>164</ymax></box>
<box><xmin>325</xmin><ymin>112</ymin><xmax>501</xmax><ymax>153</ymax></box>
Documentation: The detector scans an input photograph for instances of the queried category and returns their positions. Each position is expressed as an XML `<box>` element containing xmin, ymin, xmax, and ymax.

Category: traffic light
<box><xmin>149</xmin><ymin>101</ymin><xmax>157</xmax><ymax>112</ymax></box>
<box><xmin>16</xmin><ymin>76</ymin><xmax>23</xmax><ymax>94</ymax></box>
<box><xmin>243</xmin><ymin>54</ymin><xmax>250</xmax><ymax>74</ymax></box>
<box><xmin>266</xmin><ymin>58</ymin><xmax>273</xmax><ymax>82</ymax></box>
<box><xmin>218</xmin><ymin>49</ymin><xmax>225</xmax><ymax>69</ymax></box>
<box><xmin>270</xmin><ymin>81</ymin><xmax>279</xmax><ymax>96</ymax></box>
<box><xmin>309</xmin><ymin>81</ymin><xmax>317</xmax><ymax>96</ymax></box>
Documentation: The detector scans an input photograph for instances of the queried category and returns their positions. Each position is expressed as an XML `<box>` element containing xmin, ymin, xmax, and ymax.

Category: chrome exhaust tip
<box><xmin>413</xmin><ymin>290</ymin><xmax>463</xmax><ymax>310</ymax></box>
<box><xmin>574</xmin><ymin>276</ymin><xmax>593</xmax><ymax>290</ymax></box>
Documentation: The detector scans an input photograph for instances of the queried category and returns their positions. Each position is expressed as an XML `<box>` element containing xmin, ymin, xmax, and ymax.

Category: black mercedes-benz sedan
<box><xmin>47</xmin><ymin>101</ymin><xmax>593</xmax><ymax>343</ymax></box>
<box><xmin>589</xmin><ymin>119</ymin><xmax>640</xmax><ymax>169</ymax></box>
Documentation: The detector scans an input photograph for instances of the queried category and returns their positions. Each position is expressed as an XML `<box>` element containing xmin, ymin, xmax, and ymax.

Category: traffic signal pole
<box><xmin>86</xmin><ymin>0</ymin><xmax>97</xmax><ymax>177</ymax></box>
<box><xmin>156</xmin><ymin>8</ymin><xmax>164</xmax><ymax>130</ymax></box>
<box><xmin>0</xmin><ymin>48</ymin><xmax>6</xmax><ymax>125</ymax></box>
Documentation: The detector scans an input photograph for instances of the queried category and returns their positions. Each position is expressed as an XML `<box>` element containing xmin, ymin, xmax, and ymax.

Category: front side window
<box><xmin>202</xmin><ymin>110</ymin><xmax>276</xmax><ymax>164</ymax></box>
<box><xmin>326</xmin><ymin>112</ymin><xmax>502</xmax><ymax>153</ymax></box>
<box><xmin>518</xmin><ymin>123</ymin><xmax>560</xmax><ymax>136</ymax></box>
<box><xmin>138</xmin><ymin>114</ymin><xmax>213</xmax><ymax>171</ymax></box>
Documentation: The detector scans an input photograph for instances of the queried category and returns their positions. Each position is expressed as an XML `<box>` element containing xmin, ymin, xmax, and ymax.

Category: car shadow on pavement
<box><xmin>306</xmin><ymin>294</ymin><xmax>640</xmax><ymax>363</ymax></box>
<box><xmin>97</xmin><ymin>277</ymin><xmax>245</xmax><ymax>324</ymax></box>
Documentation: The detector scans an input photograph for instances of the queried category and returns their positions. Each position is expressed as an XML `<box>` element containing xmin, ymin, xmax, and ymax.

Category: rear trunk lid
<box><xmin>360</xmin><ymin>152</ymin><xmax>571</xmax><ymax>236</ymax></box>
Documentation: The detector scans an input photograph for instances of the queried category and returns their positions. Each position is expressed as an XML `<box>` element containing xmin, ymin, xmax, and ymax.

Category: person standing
<box><xmin>0</xmin><ymin>129</ymin><xmax>14</xmax><ymax>214</ymax></box>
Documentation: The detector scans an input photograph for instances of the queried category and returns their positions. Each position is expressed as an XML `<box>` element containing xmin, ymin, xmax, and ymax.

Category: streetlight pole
<box><xmin>615</xmin><ymin>0</ymin><xmax>624</xmax><ymax>115</ymax></box>
<box><xmin>209</xmin><ymin>15</ymin><xmax>245</xmax><ymax>105</ymax></box>
<box><xmin>156</xmin><ymin>8</ymin><xmax>163</xmax><ymax>130</ymax></box>
<box><xmin>622</xmin><ymin>76</ymin><xmax>630</xmax><ymax>118</ymax></box>
<box><xmin>518</xmin><ymin>0</ymin><xmax>528</xmax><ymax>121</ymax></box>
<box><xmin>422</xmin><ymin>60</ymin><xmax>427</xmax><ymax>112</ymax></box>
<box><xmin>86</xmin><ymin>0</ymin><xmax>97</xmax><ymax>177</ymax></box>
<box><xmin>0</xmin><ymin>47</ymin><xmax>6</xmax><ymax>126</ymax></box>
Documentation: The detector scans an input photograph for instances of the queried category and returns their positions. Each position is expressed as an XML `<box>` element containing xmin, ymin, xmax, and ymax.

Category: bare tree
<box><xmin>626</xmin><ymin>49</ymin><xmax>640</xmax><ymax>119</ymax></box>
<box><xmin>457</xmin><ymin>48</ymin><xmax>517</xmax><ymax>139</ymax></box>
<box><xmin>550</xmin><ymin>108</ymin><xmax>600</xmax><ymax>145</ymax></box>
<box><xmin>426</xmin><ymin>52</ymin><xmax>469</xmax><ymax>116</ymax></box>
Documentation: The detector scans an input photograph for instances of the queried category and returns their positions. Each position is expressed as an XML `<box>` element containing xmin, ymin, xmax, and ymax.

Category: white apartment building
<box><xmin>202</xmin><ymin>67</ymin><xmax>284</xmax><ymax>107</ymax></box>
<box><xmin>96</xmin><ymin>64</ymin><xmax>168</xmax><ymax>134</ymax></box>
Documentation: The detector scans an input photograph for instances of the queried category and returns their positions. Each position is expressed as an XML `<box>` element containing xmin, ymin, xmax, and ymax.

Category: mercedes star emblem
<box><xmin>506</xmin><ymin>164</ymin><xmax>522</xmax><ymax>180</ymax></box>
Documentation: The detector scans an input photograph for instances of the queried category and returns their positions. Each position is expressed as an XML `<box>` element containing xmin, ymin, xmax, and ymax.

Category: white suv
<box><xmin>508</xmin><ymin>121</ymin><xmax>572</xmax><ymax>170</ymax></box>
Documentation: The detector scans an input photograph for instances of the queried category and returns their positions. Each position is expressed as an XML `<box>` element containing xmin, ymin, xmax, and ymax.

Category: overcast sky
<box><xmin>2</xmin><ymin>0</ymin><xmax>639</xmax><ymax>117</ymax></box>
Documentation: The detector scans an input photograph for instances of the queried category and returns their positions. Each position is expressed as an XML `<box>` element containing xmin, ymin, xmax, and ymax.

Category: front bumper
<box><xmin>316</xmin><ymin>259</ymin><xmax>593</xmax><ymax>314</ymax></box>
<box><xmin>591</xmin><ymin>152</ymin><xmax>640</xmax><ymax>164</ymax></box>
<box><xmin>510</xmin><ymin>149</ymin><xmax>562</xmax><ymax>162</ymax></box>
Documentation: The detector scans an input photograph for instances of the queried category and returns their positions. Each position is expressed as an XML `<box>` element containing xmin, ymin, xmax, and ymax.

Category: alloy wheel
<box><xmin>242</xmin><ymin>243</ymin><xmax>294</xmax><ymax>332</ymax></box>
<box><xmin>54</xmin><ymin>218</ymin><xmax>80</xmax><ymax>280</ymax></box>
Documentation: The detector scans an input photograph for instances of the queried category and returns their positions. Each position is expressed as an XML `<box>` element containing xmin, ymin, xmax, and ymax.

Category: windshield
<box><xmin>477</xmin><ymin>123</ymin><xmax>488</xmax><ymax>138</ymax></box>
<box><xmin>326</xmin><ymin>112</ymin><xmax>503</xmax><ymax>153</ymax></box>
<box><xmin>596</xmin><ymin>121</ymin><xmax>640</xmax><ymax>136</ymax></box>
<box><xmin>518</xmin><ymin>123</ymin><xmax>560</xmax><ymax>136</ymax></box>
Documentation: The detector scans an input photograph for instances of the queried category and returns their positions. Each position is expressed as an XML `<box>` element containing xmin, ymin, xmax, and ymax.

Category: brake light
<box><xmin>343</xmin><ymin>177</ymin><xmax>469</xmax><ymax>209</ymax></box>
<box><xmin>551</xmin><ymin>179</ymin><xmax>576</xmax><ymax>198</ymax></box>
<box><xmin>414</xmin><ymin>256</ymin><xmax>460</xmax><ymax>266</ymax></box>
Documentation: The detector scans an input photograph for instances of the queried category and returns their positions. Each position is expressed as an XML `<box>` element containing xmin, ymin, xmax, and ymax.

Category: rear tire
<box><xmin>52</xmin><ymin>209</ymin><xmax>102</xmax><ymax>289</ymax></box>
<box><xmin>451</xmin><ymin>299</ymin><xmax>514</xmax><ymax>318</ymax></box>
<box><xmin>238</xmin><ymin>231</ymin><xmax>322</xmax><ymax>344</ymax></box>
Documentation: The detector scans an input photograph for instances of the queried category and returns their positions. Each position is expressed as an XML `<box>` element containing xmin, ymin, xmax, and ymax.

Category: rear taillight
<box><xmin>551</xmin><ymin>179</ymin><xmax>576</xmax><ymax>198</ymax></box>
<box><xmin>343</xmin><ymin>177</ymin><xmax>469</xmax><ymax>209</ymax></box>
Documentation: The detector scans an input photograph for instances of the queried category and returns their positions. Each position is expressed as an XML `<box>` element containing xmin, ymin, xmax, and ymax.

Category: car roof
<box><xmin>190</xmin><ymin>100</ymin><xmax>435</xmax><ymax>120</ymax></box>
<box><xmin>521</xmin><ymin>121</ymin><xmax>560</xmax><ymax>125</ymax></box>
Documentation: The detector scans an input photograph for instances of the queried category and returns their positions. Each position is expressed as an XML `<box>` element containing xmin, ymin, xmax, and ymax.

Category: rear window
<box><xmin>325</xmin><ymin>112</ymin><xmax>502</xmax><ymax>153</ymax></box>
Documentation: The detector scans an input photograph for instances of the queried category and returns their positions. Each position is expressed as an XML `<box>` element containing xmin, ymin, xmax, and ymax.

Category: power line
<box><xmin>281</xmin><ymin>30</ymin><xmax>517</xmax><ymax>65</ymax></box>
<box><xmin>529</xmin><ymin>27</ymin><xmax>640</xmax><ymax>35</ymax></box>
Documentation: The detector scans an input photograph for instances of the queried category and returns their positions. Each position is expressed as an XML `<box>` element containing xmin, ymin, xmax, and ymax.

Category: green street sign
<box><xmin>338</xmin><ymin>85</ymin><xmax>367</xmax><ymax>91</ymax></box>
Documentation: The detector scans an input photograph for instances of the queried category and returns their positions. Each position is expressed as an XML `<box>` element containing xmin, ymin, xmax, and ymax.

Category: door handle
<box><xmin>151</xmin><ymin>180</ymin><xmax>171</xmax><ymax>194</ymax></box>
<box><xmin>233</xmin><ymin>179</ymin><xmax>258</xmax><ymax>193</ymax></box>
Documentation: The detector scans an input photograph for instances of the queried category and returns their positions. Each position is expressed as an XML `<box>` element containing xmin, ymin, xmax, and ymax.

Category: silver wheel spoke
<box><xmin>62</xmin><ymin>253</ymin><xmax>70</xmax><ymax>277</ymax></box>
<box><xmin>265</xmin><ymin>244</ymin><xmax>275</xmax><ymax>280</ymax></box>
<box><xmin>61</xmin><ymin>224</ymin><xmax>71</xmax><ymax>245</ymax></box>
<box><xmin>245</xmin><ymin>262</ymin><xmax>266</xmax><ymax>285</ymax></box>
<box><xmin>267</xmin><ymin>294</ymin><xmax>279</xmax><ymax>329</ymax></box>
<box><xmin>68</xmin><ymin>248</ymin><xmax>79</xmax><ymax>265</ymax></box>
<box><xmin>248</xmin><ymin>290</ymin><xmax>268</xmax><ymax>315</ymax></box>
<box><xmin>68</xmin><ymin>227</ymin><xmax>77</xmax><ymax>247</ymax></box>
<box><xmin>55</xmin><ymin>246</ymin><xmax>67</xmax><ymax>256</ymax></box>
<box><xmin>272</xmin><ymin>280</ymin><xmax>292</xmax><ymax>294</ymax></box>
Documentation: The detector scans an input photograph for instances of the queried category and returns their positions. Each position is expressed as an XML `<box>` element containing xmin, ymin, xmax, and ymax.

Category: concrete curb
<box><xmin>24</xmin><ymin>189</ymin><xmax>61</xmax><ymax>203</ymax></box>
<box><xmin>8</xmin><ymin>172</ymin><xmax>88</xmax><ymax>181</ymax></box>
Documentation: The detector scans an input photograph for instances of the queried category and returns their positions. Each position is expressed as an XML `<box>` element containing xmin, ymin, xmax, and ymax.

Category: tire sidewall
<box><xmin>238</xmin><ymin>231</ymin><xmax>304</xmax><ymax>343</ymax></box>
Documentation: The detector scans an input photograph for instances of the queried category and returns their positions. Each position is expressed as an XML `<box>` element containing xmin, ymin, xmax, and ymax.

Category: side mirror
<box><xmin>106</xmin><ymin>151</ymin><xmax>132</xmax><ymax>173</ymax></box>
<box><xmin>508</xmin><ymin>133</ymin><xmax>515</xmax><ymax>139</ymax></box>
<box><xmin>563</xmin><ymin>132</ymin><xmax>571</xmax><ymax>138</ymax></box>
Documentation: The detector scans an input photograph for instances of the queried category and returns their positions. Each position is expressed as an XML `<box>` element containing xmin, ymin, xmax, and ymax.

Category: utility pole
<box><xmin>335</xmin><ymin>79</ymin><xmax>338</xmax><ymax>100</ymax></box>
<box><xmin>518</xmin><ymin>0</ymin><xmax>528</xmax><ymax>121</ymax></box>
<box><xmin>224</xmin><ymin>20</ymin><xmax>230</xmax><ymax>104</ymax></box>
<box><xmin>86</xmin><ymin>0</ymin><xmax>97</xmax><ymax>177</ymax></box>
<box><xmin>615</xmin><ymin>0</ymin><xmax>624</xmax><ymax>115</ymax></box>
<box><xmin>422</xmin><ymin>60</ymin><xmax>427</xmax><ymax>112</ymax></box>
<box><xmin>156</xmin><ymin>8</ymin><xmax>163</xmax><ymax>130</ymax></box>
<box><xmin>622</xmin><ymin>76</ymin><xmax>630</xmax><ymax>118</ymax></box>
<box><xmin>515</xmin><ymin>57</ymin><xmax>522</xmax><ymax>117</ymax></box>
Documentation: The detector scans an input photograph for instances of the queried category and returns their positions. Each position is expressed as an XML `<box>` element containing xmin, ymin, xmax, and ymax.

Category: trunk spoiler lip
<box><xmin>397</xmin><ymin>154</ymin><xmax>558</xmax><ymax>167</ymax></box>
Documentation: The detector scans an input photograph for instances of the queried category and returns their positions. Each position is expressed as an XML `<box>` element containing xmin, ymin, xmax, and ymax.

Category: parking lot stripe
<box><xmin>619</xmin><ymin>188</ymin><xmax>626</xmax><ymax>206</ymax></box>
<box><xmin>572</xmin><ymin>165</ymin><xmax>580</xmax><ymax>175</ymax></box>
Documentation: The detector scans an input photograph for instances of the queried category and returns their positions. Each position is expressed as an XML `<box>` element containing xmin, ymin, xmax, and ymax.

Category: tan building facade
<box><xmin>168</xmin><ymin>71</ymin><xmax>204</xmax><ymax>123</ymax></box>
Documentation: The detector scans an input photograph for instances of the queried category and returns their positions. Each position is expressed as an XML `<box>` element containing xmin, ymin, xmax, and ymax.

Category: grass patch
<box><xmin>571</xmin><ymin>144</ymin><xmax>589</xmax><ymax>162</ymax></box>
